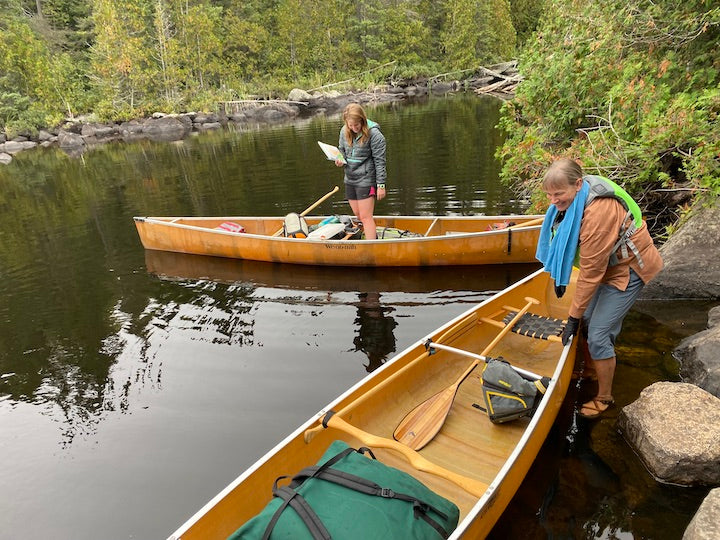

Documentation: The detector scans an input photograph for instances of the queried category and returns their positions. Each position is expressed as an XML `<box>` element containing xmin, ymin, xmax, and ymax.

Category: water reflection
<box><xmin>142</xmin><ymin>249</ymin><xmax>539</xmax><ymax>377</ymax></box>
<box><xmin>143</xmin><ymin>249</ymin><xmax>539</xmax><ymax>294</ymax></box>
<box><xmin>352</xmin><ymin>292</ymin><xmax>398</xmax><ymax>372</ymax></box>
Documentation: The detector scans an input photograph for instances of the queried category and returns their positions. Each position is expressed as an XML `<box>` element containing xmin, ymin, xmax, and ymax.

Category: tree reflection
<box><xmin>352</xmin><ymin>292</ymin><xmax>398</xmax><ymax>373</ymax></box>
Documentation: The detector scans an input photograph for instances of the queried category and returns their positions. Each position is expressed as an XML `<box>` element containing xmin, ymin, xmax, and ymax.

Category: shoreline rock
<box><xmin>683</xmin><ymin>488</ymin><xmax>720</xmax><ymax>540</ymax></box>
<box><xmin>618</xmin><ymin>381</ymin><xmax>720</xmax><ymax>486</ymax></box>
<box><xmin>673</xmin><ymin>306</ymin><xmax>720</xmax><ymax>397</ymax></box>
<box><xmin>642</xmin><ymin>203</ymin><xmax>720</xmax><ymax>301</ymax></box>
<box><xmin>0</xmin><ymin>65</ymin><xmax>521</xmax><ymax>165</ymax></box>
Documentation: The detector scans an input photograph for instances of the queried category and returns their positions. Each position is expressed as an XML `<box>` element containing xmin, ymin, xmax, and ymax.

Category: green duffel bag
<box><xmin>228</xmin><ymin>440</ymin><xmax>459</xmax><ymax>539</ymax></box>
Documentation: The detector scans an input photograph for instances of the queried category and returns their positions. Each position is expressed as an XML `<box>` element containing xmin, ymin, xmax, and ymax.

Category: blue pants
<box><xmin>583</xmin><ymin>269</ymin><xmax>645</xmax><ymax>360</ymax></box>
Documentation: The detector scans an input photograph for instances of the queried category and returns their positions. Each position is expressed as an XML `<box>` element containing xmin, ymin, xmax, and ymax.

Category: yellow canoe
<box><xmin>134</xmin><ymin>215</ymin><xmax>544</xmax><ymax>267</ymax></box>
<box><xmin>168</xmin><ymin>267</ymin><xmax>578</xmax><ymax>539</ymax></box>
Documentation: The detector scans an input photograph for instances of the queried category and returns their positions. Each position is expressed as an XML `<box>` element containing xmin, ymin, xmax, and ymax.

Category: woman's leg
<box><xmin>581</xmin><ymin>270</ymin><xmax>645</xmax><ymax>417</ymax></box>
<box><xmin>354</xmin><ymin>196</ymin><xmax>377</xmax><ymax>239</ymax></box>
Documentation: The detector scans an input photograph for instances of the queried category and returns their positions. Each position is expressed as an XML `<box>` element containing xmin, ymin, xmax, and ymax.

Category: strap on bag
<box><xmin>262</xmin><ymin>476</ymin><xmax>331</xmax><ymax>540</ymax></box>
<box><xmin>263</xmin><ymin>446</ymin><xmax>453</xmax><ymax>540</ymax></box>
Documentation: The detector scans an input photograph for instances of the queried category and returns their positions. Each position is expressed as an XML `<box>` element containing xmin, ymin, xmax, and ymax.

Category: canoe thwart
<box><xmin>315</xmin><ymin>411</ymin><xmax>489</xmax><ymax>498</ymax></box>
<box><xmin>423</xmin><ymin>340</ymin><xmax>542</xmax><ymax>381</ymax></box>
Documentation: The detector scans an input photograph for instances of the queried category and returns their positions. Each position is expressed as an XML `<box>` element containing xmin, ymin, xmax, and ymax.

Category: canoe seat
<box><xmin>501</xmin><ymin>311</ymin><xmax>565</xmax><ymax>341</ymax></box>
<box><xmin>479</xmin><ymin>310</ymin><xmax>564</xmax><ymax>342</ymax></box>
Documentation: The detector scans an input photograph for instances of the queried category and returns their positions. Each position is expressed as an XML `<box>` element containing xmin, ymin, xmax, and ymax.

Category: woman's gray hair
<box><xmin>543</xmin><ymin>158</ymin><xmax>583</xmax><ymax>189</ymax></box>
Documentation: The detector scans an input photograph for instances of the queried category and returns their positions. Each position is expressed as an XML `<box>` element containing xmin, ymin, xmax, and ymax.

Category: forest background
<box><xmin>1</xmin><ymin>0</ymin><xmax>718</xmax><ymax>227</ymax></box>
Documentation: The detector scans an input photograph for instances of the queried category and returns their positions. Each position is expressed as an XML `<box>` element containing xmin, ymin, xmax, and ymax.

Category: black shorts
<box><xmin>345</xmin><ymin>184</ymin><xmax>376</xmax><ymax>201</ymax></box>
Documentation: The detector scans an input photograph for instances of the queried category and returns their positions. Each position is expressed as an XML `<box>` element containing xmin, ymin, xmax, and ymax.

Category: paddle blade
<box><xmin>393</xmin><ymin>385</ymin><xmax>459</xmax><ymax>450</ymax></box>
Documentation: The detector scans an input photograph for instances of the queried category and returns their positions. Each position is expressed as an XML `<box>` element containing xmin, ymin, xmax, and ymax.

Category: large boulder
<box><xmin>288</xmin><ymin>88</ymin><xmax>312</xmax><ymax>102</ymax></box>
<box><xmin>618</xmin><ymin>382</ymin><xmax>720</xmax><ymax>486</ymax></box>
<box><xmin>57</xmin><ymin>130</ymin><xmax>86</xmax><ymax>148</ymax></box>
<box><xmin>642</xmin><ymin>203</ymin><xmax>720</xmax><ymax>300</ymax></box>
<box><xmin>1</xmin><ymin>140</ymin><xmax>37</xmax><ymax>154</ymax></box>
<box><xmin>81</xmin><ymin>123</ymin><xmax>117</xmax><ymax>139</ymax></box>
<box><xmin>673</xmin><ymin>306</ymin><xmax>720</xmax><ymax>397</ymax></box>
<box><xmin>119</xmin><ymin>119</ymin><xmax>145</xmax><ymax>141</ymax></box>
<box><xmin>683</xmin><ymin>488</ymin><xmax>720</xmax><ymax>540</ymax></box>
<box><xmin>142</xmin><ymin>116</ymin><xmax>191</xmax><ymax>142</ymax></box>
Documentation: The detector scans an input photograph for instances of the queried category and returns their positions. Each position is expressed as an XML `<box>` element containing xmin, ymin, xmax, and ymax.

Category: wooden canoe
<box><xmin>134</xmin><ymin>215</ymin><xmax>544</xmax><ymax>267</ymax></box>
<box><xmin>168</xmin><ymin>267</ymin><xmax>578</xmax><ymax>539</ymax></box>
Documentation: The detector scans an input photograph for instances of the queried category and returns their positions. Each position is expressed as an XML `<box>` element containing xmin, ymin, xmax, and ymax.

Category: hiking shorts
<box><xmin>345</xmin><ymin>184</ymin><xmax>376</xmax><ymax>201</ymax></box>
<box><xmin>583</xmin><ymin>269</ymin><xmax>645</xmax><ymax>360</ymax></box>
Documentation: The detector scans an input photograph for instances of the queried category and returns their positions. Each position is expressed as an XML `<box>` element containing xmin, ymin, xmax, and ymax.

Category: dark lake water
<box><xmin>0</xmin><ymin>94</ymin><xmax>712</xmax><ymax>539</ymax></box>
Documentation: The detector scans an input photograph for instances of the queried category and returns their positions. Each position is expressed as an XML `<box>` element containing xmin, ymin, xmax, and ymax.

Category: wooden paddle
<box><xmin>393</xmin><ymin>296</ymin><xmax>540</xmax><ymax>451</ymax></box>
<box><xmin>319</xmin><ymin>412</ymin><xmax>489</xmax><ymax>498</ymax></box>
<box><xmin>303</xmin><ymin>310</ymin><xmax>481</xmax><ymax>444</ymax></box>
<box><xmin>507</xmin><ymin>217</ymin><xmax>544</xmax><ymax>229</ymax></box>
<box><xmin>423</xmin><ymin>217</ymin><xmax>439</xmax><ymax>237</ymax></box>
<box><xmin>272</xmin><ymin>185</ymin><xmax>339</xmax><ymax>237</ymax></box>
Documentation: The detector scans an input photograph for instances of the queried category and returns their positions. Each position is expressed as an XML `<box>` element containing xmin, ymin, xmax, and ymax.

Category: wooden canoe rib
<box><xmin>134</xmin><ymin>214</ymin><xmax>544</xmax><ymax>267</ymax></box>
<box><xmin>167</xmin><ymin>267</ymin><xmax>578</xmax><ymax>540</ymax></box>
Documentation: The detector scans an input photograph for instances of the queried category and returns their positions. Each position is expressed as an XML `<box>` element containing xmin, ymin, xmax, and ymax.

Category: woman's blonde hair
<box><xmin>342</xmin><ymin>103</ymin><xmax>370</xmax><ymax>146</ymax></box>
<box><xmin>543</xmin><ymin>158</ymin><xmax>584</xmax><ymax>190</ymax></box>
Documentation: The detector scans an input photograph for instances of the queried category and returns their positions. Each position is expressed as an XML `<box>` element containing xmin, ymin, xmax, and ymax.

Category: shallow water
<box><xmin>0</xmin><ymin>94</ymin><xmax>714</xmax><ymax>539</ymax></box>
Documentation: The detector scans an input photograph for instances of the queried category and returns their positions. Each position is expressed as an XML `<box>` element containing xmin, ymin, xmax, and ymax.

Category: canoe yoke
<box><xmin>480</xmin><ymin>308</ymin><xmax>565</xmax><ymax>343</ymax></box>
<box><xmin>308</xmin><ymin>411</ymin><xmax>489</xmax><ymax>498</ymax></box>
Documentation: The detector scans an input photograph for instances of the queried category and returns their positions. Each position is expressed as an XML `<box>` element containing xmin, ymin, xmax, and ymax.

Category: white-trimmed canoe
<box><xmin>133</xmin><ymin>215</ymin><xmax>544</xmax><ymax>267</ymax></box>
<box><xmin>168</xmin><ymin>267</ymin><xmax>578</xmax><ymax>539</ymax></box>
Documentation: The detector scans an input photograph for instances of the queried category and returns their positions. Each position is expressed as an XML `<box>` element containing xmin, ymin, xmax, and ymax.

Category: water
<box><xmin>0</xmin><ymin>94</ymin><xmax>712</xmax><ymax>539</ymax></box>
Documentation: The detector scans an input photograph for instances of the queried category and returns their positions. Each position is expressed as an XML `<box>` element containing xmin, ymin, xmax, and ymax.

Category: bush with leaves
<box><xmin>498</xmin><ymin>0</ymin><xmax>720</xmax><ymax>227</ymax></box>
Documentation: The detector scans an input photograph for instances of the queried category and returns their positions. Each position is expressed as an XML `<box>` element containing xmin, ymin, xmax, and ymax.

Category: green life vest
<box><xmin>583</xmin><ymin>175</ymin><xmax>645</xmax><ymax>268</ymax></box>
<box><xmin>584</xmin><ymin>175</ymin><xmax>643</xmax><ymax>227</ymax></box>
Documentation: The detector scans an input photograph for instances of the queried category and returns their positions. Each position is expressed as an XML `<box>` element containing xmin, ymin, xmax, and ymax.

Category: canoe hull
<box><xmin>168</xmin><ymin>268</ymin><xmax>578</xmax><ymax>539</ymax></box>
<box><xmin>134</xmin><ymin>215</ymin><xmax>544</xmax><ymax>266</ymax></box>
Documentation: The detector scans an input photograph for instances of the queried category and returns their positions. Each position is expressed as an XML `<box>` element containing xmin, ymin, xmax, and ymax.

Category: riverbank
<box><xmin>0</xmin><ymin>63</ymin><xmax>521</xmax><ymax>165</ymax></box>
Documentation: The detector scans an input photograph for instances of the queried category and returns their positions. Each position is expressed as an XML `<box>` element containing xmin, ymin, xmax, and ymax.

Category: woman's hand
<box><xmin>376</xmin><ymin>185</ymin><xmax>386</xmax><ymax>201</ymax></box>
<box><xmin>334</xmin><ymin>157</ymin><xmax>345</xmax><ymax>167</ymax></box>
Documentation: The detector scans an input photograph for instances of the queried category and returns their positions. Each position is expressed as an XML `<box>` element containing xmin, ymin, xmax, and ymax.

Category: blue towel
<box><xmin>535</xmin><ymin>180</ymin><xmax>590</xmax><ymax>286</ymax></box>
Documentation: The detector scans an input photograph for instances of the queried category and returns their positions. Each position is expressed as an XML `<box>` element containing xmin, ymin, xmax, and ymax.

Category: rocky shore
<box><xmin>622</xmin><ymin>203</ymin><xmax>720</xmax><ymax>537</ymax></box>
<box><xmin>0</xmin><ymin>62</ymin><xmax>521</xmax><ymax>165</ymax></box>
<box><xmin>0</xmin><ymin>90</ymin><xmax>401</xmax><ymax>164</ymax></box>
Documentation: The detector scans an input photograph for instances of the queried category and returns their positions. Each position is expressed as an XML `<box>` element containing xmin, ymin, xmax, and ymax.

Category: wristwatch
<box><xmin>377</xmin><ymin>183</ymin><xmax>386</xmax><ymax>189</ymax></box>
